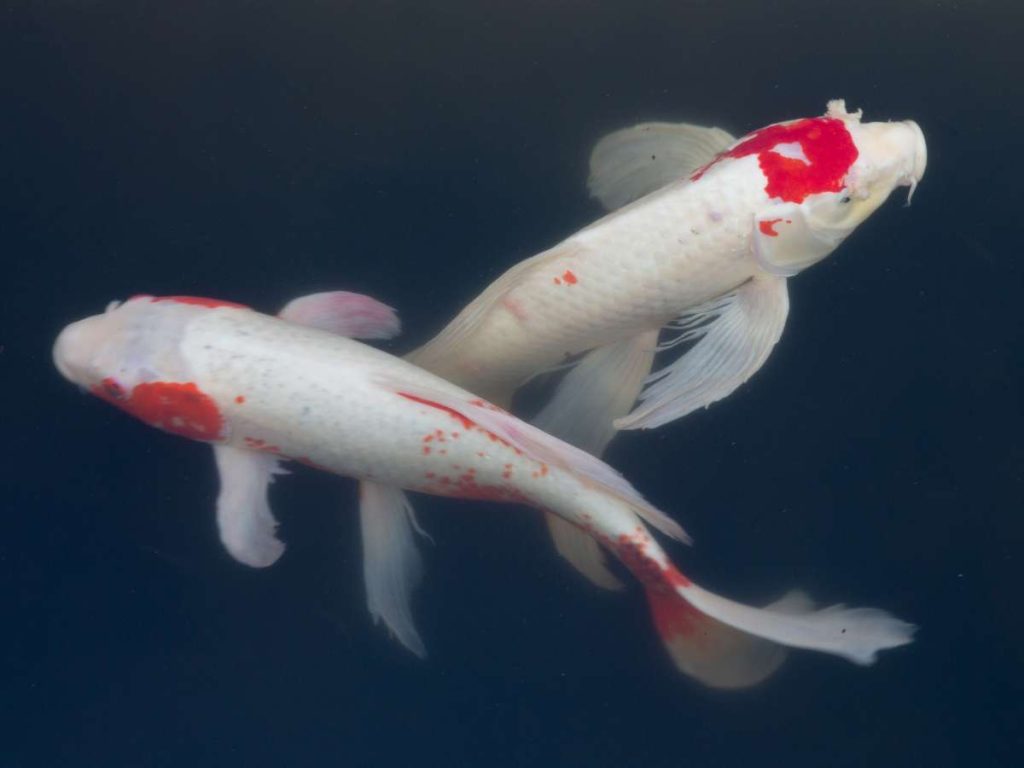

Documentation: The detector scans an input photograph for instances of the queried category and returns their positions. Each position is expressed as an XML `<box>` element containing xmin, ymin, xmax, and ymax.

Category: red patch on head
<box><xmin>692</xmin><ymin>117</ymin><xmax>858</xmax><ymax>203</ymax></box>
<box><xmin>152</xmin><ymin>296</ymin><xmax>249</xmax><ymax>310</ymax></box>
<box><xmin>758</xmin><ymin>219</ymin><xmax>782</xmax><ymax>237</ymax></box>
<box><xmin>94</xmin><ymin>378</ymin><xmax>225</xmax><ymax>442</ymax></box>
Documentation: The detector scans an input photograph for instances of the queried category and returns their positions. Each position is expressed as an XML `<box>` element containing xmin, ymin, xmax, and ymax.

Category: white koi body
<box><xmin>405</xmin><ymin>100</ymin><xmax>927</xmax><ymax>592</ymax></box>
<box><xmin>54</xmin><ymin>293</ymin><xmax>914</xmax><ymax>688</ymax></box>
<box><xmin>411</xmin><ymin>100</ymin><xmax>927</xmax><ymax>426</ymax></box>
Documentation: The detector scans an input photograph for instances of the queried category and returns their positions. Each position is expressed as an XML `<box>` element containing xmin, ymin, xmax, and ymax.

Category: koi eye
<box><xmin>840</xmin><ymin>196</ymin><xmax>852</xmax><ymax>204</ymax></box>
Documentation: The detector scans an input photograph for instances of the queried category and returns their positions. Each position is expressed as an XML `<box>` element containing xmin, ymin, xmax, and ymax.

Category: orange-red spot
<box><xmin>562</xmin><ymin>270</ymin><xmax>577</xmax><ymax>285</ymax></box>
<box><xmin>93</xmin><ymin>378</ymin><xmax>225</xmax><ymax>442</ymax></box>
<box><xmin>759</xmin><ymin>219</ymin><xmax>782</xmax><ymax>237</ymax></box>
<box><xmin>553</xmin><ymin>277</ymin><xmax>562</xmax><ymax>285</ymax></box>
<box><xmin>151</xmin><ymin>296</ymin><xmax>249</xmax><ymax>310</ymax></box>
<box><xmin>423</xmin><ymin>446</ymin><xmax>432</xmax><ymax>455</ymax></box>
<box><xmin>691</xmin><ymin>117</ymin><xmax>858</xmax><ymax>203</ymax></box>
<box><xmin>235</xmin><ymin>395</ymin><xmax>246</xmax><ymax>404</ymax></box>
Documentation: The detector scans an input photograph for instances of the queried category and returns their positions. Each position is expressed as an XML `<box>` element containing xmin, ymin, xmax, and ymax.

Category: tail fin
<box><xmin>642</xmin><ymin>565</ymin><xmax>915</xmax><ymax>687</ymax></box>
<box><xmin>645</xmin><ymin>585</ymin><xmax>803</xmax><ymax>688</ymax></box>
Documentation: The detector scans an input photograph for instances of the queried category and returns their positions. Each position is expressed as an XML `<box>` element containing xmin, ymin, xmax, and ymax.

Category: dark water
<box><xmin>4</xmin><ymin>2</ymin><xmax>1022</xmax><ymax>766</ymax></box>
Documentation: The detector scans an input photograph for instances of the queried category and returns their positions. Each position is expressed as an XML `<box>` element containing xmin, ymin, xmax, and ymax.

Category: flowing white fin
<box><xmin>279</xmin><ymin>291</ymin><xmax>401</xmax><ymax>339</ymax></box>
<box><xmin>382</xmin><ymin>376</ymin><xmax>688</xmax><ymax>544</ymax></box>
<box><xmin>359</xmin><ymin>480</ymin><xmax>430</xmax><ymax>658</ymax></box>
<box><xmin>648</xmin><ymin>588</ymin><xmax>814</xmax><ymax>689</ymax></box>
<box><xmin>588</xmin><ymin>122</ymin><xmax>736</xmax><ymax>210</ymax></box>
<box><xmin>532</xmin><ymin>330</ymin><xmax>660</xmax><ymax>589</ymax></box>
<box><xmin>675</xmin><ymin>577</ymin><xmax>916</xmax><ymax>666</ymax></box>
<box><xmin>616</xmin><ymin>275</ymin><xmax>789</xmax><ymax>430</ymax></box>
<box><xmin>212</xmin><ymin>445</ymin><xmax>287</xmax><ymax>568</ymax></box>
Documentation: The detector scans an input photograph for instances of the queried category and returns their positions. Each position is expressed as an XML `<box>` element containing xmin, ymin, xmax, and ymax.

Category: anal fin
<box><xmin>532</xmin><ymin>330</ymin><xmax>660</xmax><ymax>590</ymax></box>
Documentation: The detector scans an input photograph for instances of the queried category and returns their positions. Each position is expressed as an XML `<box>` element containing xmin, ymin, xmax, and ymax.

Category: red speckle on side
<box><xmin>691</xmin><ymin>117</ymin><xmax>858</xmax><ymax>203</ymax></box>
<box><xmin>151</xmin><ymin>296</ymin><xmax>250</xmax><ymax>310</ymax></box>
<box><xmin>243</xmin><ymin>436</ymin><xmax>281</xmax><ymax>454</ymax></box>
<box><xmin>758</xmin><ymin>218</ymin><xmax>782</xmax><ymax>237</ymax></box>
<box><xmin>235</xmin><ymin>395</ymin><xmax>246</xmax><ymax>404</ymax></box>
<box><xmin>553</xmin><ymin>277</ymin><xmax>562</xmax><ymax>285</ymax></box>
<box><xmin>93</xmin><ymin>379</ymin><xmax>226</xmax><ymax>442</ymax></box>
<box><xmin>423</xmin><ymin>446</ymin><xmax>432</xmax><ymax>455</ymax></box>
<box><xmin>562</xmin><ymin>270</ymin><xmax>578</xmax><ymax>285</ymax></box>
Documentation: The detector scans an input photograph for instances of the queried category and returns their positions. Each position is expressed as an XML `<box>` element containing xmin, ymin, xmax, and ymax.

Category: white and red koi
<box><xmin>54</xmin><ymin>293</ymin><xmax>913</xmax><ymax>688</ymax></box>
<box><xmin>406</xmin><ymin>100</ymin><xmax>927</xmax><ymax>587</ymax></box>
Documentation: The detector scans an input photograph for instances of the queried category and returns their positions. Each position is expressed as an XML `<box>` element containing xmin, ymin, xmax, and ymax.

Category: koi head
<box><xmin>747</xmin><ymin>100</ymin><xmax>926</xmax><ymax>276</ymax></box>
<box><xmin>54</xmin><ymin>296</ymin><xmax>228</xmax><ymax>441</ymax></box>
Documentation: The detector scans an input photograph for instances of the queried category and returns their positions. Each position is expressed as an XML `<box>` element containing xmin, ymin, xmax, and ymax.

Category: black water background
<box><xmin>3</xmin><ymin>1</ymin><xmax>1022</xmax><ymax>766</ymax></box>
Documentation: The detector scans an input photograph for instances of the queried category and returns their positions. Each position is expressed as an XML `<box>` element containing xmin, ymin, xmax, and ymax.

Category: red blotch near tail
<box><xmin>691</xmin><ymin>117</ymin><xmax>858</xmax><ymax>203</ymax></box>
<box><xmin>94</xmin><ymin>378</ymin><xmax>226</xmax><ymax>442</ymax></box>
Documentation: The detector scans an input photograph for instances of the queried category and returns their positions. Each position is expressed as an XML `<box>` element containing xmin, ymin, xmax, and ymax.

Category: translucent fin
<box><xmin>588</xmin><ymin>122</ymin><xmax>736</xmax><ymax>210</ymax></box>
<box><xmin>279</xmin><ymin>291</ymin><xmax>401</xmax><ymax>339</ymax></box>
<box><xmin>359</xmin><ymin>480</ymin><xmax>429</xmax><ymax>658</ymax></box>
<box><xmin>675</xmin><ymin>574</ymin><xmax>916</xmax><ymax>666</ymax></box>
<box><xmin>212</xmin><ymin>445</ymin><xmax>287</xmax><ymax>568</ymax></box>
<box><xmin>532</xmin><ymin>330</ymin><xmax>660</xmax><ymax>589</ymax></box>
<box><xmin>544</xmin><ymin>515</ymin><xmax>624</xmax><ymax>590</ymax></box>
<box><xmin>646</xmin><ymin>588</ymin><xmax>815</xmax><ymax>688</ymax></box>
<box><xmin>381</xmin><ymin>376</ymin><xmax>689</xmax><ymax>544</ymax></box>
<box><xmin>617</xmin><ymin>275</ymin><xmax>789</xmax><ymax>430</ymax></box>
<box><xmin>753</xmin><ymin>203</ymin><xmax>847</xmax><ymax>277</ymax></box>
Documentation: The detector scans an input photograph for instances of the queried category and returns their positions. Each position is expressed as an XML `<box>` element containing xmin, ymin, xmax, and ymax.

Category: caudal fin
<box><xmin>645</xmin><ymin>585</ymin><xmax>808</xmax><ymax>688</ymax></box>
<box><xmin>643</xmin><ymin>564</ymin><xmax>915</xmax><ymax>687</ymax></box>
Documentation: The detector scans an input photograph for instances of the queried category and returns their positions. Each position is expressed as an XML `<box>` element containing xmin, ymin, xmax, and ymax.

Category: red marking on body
<box><xmin>423</xmin><ymin>446</ymin><xmax>432</xmax><ymax>455</ymax></box>
<box><xmin>691</xmin><ymin>117</ymin><xmax>858</xmax><ymax>203</ymax></box>
<box><xmin>423</xmin><ymin>434</ymin><xmax>434</xmax><ymax>443</ymax></box>
<box><xmin>93</xmin><ymin>379</ymin><xmax>226</xmax><ymax>442</ymax></box>
<box><xmin>500</xmin><ymin>296</ymin><xmax>528</xmax><ymax>321</ymax></box>
<box><xmin>243</xmin><ymin>436</ymin><xmax>281</xmax><ymax>453</ymax></box>
<box><xmin>562</xmin><ymin>270</ymin><xmax>578</xmax><ymax>285</ymax></box>
<box><xmin>553</xmin><ymin>277</ymin><xmax>562</xmax><ymax>285</ymax></box>
<box><xmin>151</xmin><ymin>296</ymin><xmax>250</xmax><ymax>310</ymax></box>
<box><xmin>759</xmin><ymin>219</ymin><xmax>782</xmax><ymax>237</ymax></box>
<box><xmin>235</xmin><ymin>395</ymin><xmax>246</xmax><ymax>404</ymax></box>
<box><xmin>399</xmin><ymin>392</ymin><xmax>475</xmax><ymax>429</ymax></box>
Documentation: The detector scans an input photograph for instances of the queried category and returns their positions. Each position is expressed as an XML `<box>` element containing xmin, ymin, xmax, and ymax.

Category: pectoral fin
<box><xmin>532</xmin><ymin>330</ymin><xmax>660</xmax><ymax>589</ymax></box>
<box><xmin>617</xmin><ymin>275</ymin><xmax>789</xmax><ymax>430</ymax></box>
<box><xmin>587</xmin><ymin>122</ymin><xmax>736</xmax><ymax>210</ymax></box>
<box><xmin>213</xmin><ymin>445</ymin><xmax>287</xmax><ymax>568</ymax></box>
<box><xmin>279</xmin><ymin>291</ymin><xmax>401</xmax><ymax>339</ymax></box>
<box><xmin>359</xmin><ymin>480</ymin><xmax>431</xmax><ymax>658</ymax></box>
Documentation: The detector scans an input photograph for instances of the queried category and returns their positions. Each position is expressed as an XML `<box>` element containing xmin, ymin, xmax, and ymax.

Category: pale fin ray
<box><xmin>279</xmin><ymin>291</ymin><xmax>401</xmax><ymax>339</ymax></box>
<box><xmin>532</xmin><ymin>330</ymin><xmax>661</xmax><ymax>589</ymax></box>
<box><xmin>212</xmin><ymin>445</ymin><xmax>288</xmax><ymax>568</ymax></box>
<box><xmin>617</xmin><ymin>275</ymin><xmax>789</xmax><ymax>430</ymax></box>
<box><xmin>359</xmin><ymin>480</ymin><xmax>429</xmax><ymax>658</ymax></box>
<box><xmin>588</xmin><ymin>122</ymin><xmax>737</xmax><ymax>210</ymax></box>
<box><xmin>676</xmin><ymin>578</ymin><xmax>916</xmax><ymax>666</ymax></box>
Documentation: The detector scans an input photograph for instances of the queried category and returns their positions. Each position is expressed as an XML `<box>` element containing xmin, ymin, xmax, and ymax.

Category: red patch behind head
<box><xmin>692</xmin><ymin>117</ymin><xmax>858</xmax><ymax>203</ymax></box>
<box><xmin>93</xmin><ymin>378</ymin><xmax>226</xmax><ymax>442</ymax></box>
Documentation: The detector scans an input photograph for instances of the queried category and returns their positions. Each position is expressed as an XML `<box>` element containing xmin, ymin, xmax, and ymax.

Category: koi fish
<box><xmin>53</xmin><ymin>292</ymin><xmax>914</xmax><ymax>688</ymax></box>
<box><xmin>406</xmin><ymin>99</ymin><xmax>927</xmax><ymax>587</ymax></box>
